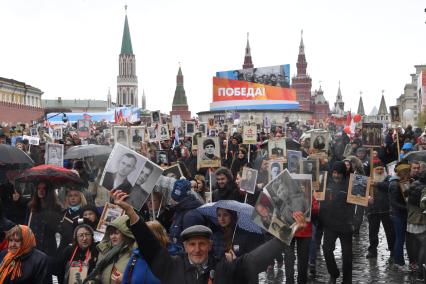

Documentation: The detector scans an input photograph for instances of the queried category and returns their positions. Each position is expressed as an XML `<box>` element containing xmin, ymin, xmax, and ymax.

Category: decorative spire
<box><xmin>357</xmin><ymin>92</ymin><xmax>365</xmax><ymax>116</ymax></box>
<box><xmin>121</xmin><ymin>6</ymin><xmax>133</xmax><ymax>55</ymax></box>
<box><xmin>107</xmin><ymin>87</ymin><xmax>112</xmax><ymax>108</ymax></box>
<box><xmin>299</xmin><ymin>30</ymin><xmax>305</xmax><ymax>55</ymax></box>
<box><xmin>142</xmin><ymin>89</ymin><xmax>146</xmax><ymax>110</ymax></box>
<box><xmin>173</xmin><ymin>65</ymin><xmax>188</xmax><ymax>106</ymax></box>
<box><xmin>378</xmin><ymin>90</ymin><xmax>388</xmax><ymax>115</ymax></box>
<box><xmin>337</xmin><ymin>80</ymin><xmax>342</xmax><ymax>99</ymax></box>
<box><xmin>243</xmin><ymin>32</ymin><xmax>254</xmax><ymax>69</ymax></box>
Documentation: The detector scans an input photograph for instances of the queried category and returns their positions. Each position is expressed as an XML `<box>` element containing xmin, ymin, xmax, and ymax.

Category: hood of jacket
<box><xmin>389</xmin><ymin>175</ymin><xmax>400</xmax><ymax>182</ymax></box>
<box><xmin>174</xmin><ymin>194</ymin><xmax>202</xmax><ymax>213</ymax></box>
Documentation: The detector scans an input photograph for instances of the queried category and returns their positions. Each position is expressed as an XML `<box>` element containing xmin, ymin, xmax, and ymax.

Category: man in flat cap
<box><xmin>110</xmin><ymin>189</ymin><xmax>306</xmax><ymax>284</ymax></box>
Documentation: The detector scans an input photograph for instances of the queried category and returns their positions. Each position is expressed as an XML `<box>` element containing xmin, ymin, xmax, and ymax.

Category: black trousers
<box><xmin>284</xmin><ymin>236</ymin><xmax>310</xmax><ymax>284</ymax></box>
<box><xmin>367</xmin><ymin>212</ymin><xmax>395</xmax><ymax>253</ymax></box>
<box><xmin>322</xmin><ymin>228</ymin><xmax>353</xmax><ymax>284</ymax></box>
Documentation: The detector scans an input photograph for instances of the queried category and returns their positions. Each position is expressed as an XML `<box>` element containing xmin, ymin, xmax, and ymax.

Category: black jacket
<box><xmin>319</xmin><ymin>177</ymin><xmax>355</xmax><ymax>233</ymax></box>
<box><xmin>367</xmin><ymin>177</ymin><xmax>391</xmax><ymax>214</ymax></box>
<box><xmin>0</xmin><ymin>248</ymin><xmax>49</xmax><ymax>284</ymax></box>
<box><xmin>212</xmin><ymin>183</ymin><xmax>244</xmax><ymax>203</ymax></box>
<box><xmin>130</xmin><ymin>217</ymin><xmax>286</xmax><ymax>284</ymax></box>
<box><xmin>57</xmin><ymin>208</ymin><xmax>83</xmax><ymax>251</ymax></box>
<box><xmin>0</xmin><ymin>182</ymin><xmax>29</xmax><ymax>225</ymax></box>
<box><xmin>388</xmin><ymin>176</ymin><xmax>407</xmax><ymax>217</ymax></box>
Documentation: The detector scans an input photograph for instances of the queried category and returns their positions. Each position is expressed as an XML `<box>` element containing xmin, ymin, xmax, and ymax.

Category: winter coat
<box><xmin>56</xmin><ymin>243</ymin><xmax>99</xmax><ymax>284</ymax></box>
<box><xmin>367</xmin><ymin>177</ymin><xmax>391</xmax><ymax>214</ymax></box>
<box><xmin>169</xmin><ymin>195</ymin><xmax>205</xmax><ymax>246</ymax></box>
<box><xmin>121</xmin><ymin>248</ymin><xmax>160</xmax><ymax>284</ymax></box>
<box><xmin>0</xmin><ymin>182</ymin><xmax>29</xmax><ymax>225</ymax></box>
<box><xmin>29</xmin><ymin>209</ymin><xmax>62</xmax><ymax>257</ymax></box>
<box><xmin>388</xmin><ymin>176</ymin><xmax>407</xmax><ymax>217</ymax></box>
<box><xmin>211</xmin><ymin>227</ymin><xmax>264</xmax><ymax>260</ymax></box>
<box><xmin>212</xmin><ymin>182</ymin><xmax>244</xmax><ymax>202</ymax></box>
<box><xmin>0</xmin><ymin>248</ymin><xmax>49</xmax><ymax>284</ymax></box>
<box><xmin>319</xmin><ymin>177</ymin><xmax>355</xmax><ymax>233</ymax></box>
<box><xmin>407</xmin><ymin>180</ymin><xmax>426</xmax><ymax>225</ymax></box>
<box><xmin>130</xmin><ymin>217</ymin><xmax>287</xmax><ymax>284</ymax></box>
<box><xmin>95</xmin><ymin>215</ymin><xmax>135</xmax><ymax>284</ymax></box>
<box><xmin>57</xmin><ymin>207</ymin><xmax>83</xmax><ymax>251</ymax></box>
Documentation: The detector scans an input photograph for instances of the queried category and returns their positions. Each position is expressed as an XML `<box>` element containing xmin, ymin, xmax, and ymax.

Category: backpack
<box><xmin>122</xmin><ymin>249</ymin><xmax>160</xmax><ymax>284</ymax></box>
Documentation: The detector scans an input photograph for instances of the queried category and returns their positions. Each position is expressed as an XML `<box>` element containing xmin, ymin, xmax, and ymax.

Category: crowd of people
<box><xmin>0</xmin><ymin>120</ymin><xmax>425</xmax><ymax>283</ymax></box>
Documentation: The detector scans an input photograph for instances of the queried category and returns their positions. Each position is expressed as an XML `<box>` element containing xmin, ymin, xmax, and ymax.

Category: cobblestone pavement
<box><xmin>260</xmin><ymin>219</ymin><xmax>421</xmax><ymax>284</ymax></box>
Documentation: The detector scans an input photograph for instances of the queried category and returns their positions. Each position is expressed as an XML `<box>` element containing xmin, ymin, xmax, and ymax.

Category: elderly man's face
<box><xmin>118</xmin><ymin>156</ymin><xmax>136</xmax><ymax>176</ymax></box>
<box><xmin>184</xmin><ymin>237</ymin><xmax>212</xmax><ymax>265</ymax></box>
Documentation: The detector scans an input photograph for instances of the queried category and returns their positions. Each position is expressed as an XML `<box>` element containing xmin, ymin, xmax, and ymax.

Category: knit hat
<box><xmin>332</xmin><ymin>161</ymin><xmax>346</xmax><ymax>175</ymax></box>
<box><xmin>73</xmin><ymin>223</ymin><xmax>94</xmax><ymax>241</ymax></box>
<box><xmin>171</xmin><ymin>179</ymin><xmax>191</xmax><ymax>202</ymax></box>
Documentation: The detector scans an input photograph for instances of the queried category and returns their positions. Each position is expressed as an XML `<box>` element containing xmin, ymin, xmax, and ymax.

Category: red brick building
<box><xmin>0</xmin><ymin>101</ymin><xmax>44</xmax><ymax>125</ymax></box>
<box><xmin>170</xmin><ymin>66</ymin><xmax>191</xmax><ymax>120</ymax></box>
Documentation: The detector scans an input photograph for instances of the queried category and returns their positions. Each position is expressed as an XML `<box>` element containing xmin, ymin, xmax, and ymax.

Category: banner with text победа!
<box><xmin>211</xmin><ymin>77</ymin><xmax>298</xmax><ymax>111</ymax></box>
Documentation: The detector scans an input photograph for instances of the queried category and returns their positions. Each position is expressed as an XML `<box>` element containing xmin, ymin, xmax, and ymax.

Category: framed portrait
<box><xmin>96</xmin><ymin>202</ymin><xmax>125</xmax><ymax>233</ymax></box>
<box><xmin>163</xmin><ymin>164</ymin><xmax>184</xmax><ymax>179</ymax></box>
<box><xmin>289</xmin><ymin>173</ymin><xmax>313</xmax><ymax>221</ymax></box>
<box><xmin>197</xmin><ymin>136</ymin><xmax>221</xmax><ymax>169</ymax></box>
<box><xmin>158</xmin><ymin>125</ymin><xmax>170</xmax><ymax>141</ymax></box>
<box><xmin>23</xmin><ymin>135</ymin><xmax>40</xmax><ymax>145</ymax></box>
<box><xmin>45</xmin><ymin>143</ymin><xmax>64</xmax><ymax>167</ymax></box>
<box><xmin>208</xmin><ymin>128</ymin><xmax>218</xmax><ymax>137</ymax></box>
<box><xmin>129</xmin><ymin>126</ymin><xmax>144</xmax><ymax>149</ymax></box>
<box><xmin>268</xmin><ymin>160</ymin><xmax>283</xmax><ymax>182</ymax></box>
<box><xmin>390</xmin><ymin>106</ymin><xmax>401</xmax><ymax>122</ymax></box>
<box><xmin>77</xmin><ymin>119</ymin><xmax>91</xmax><ymax>139</ymax></box>
<box><xmin>240</xmin><ymin>167</ymin><xmax>258</xmax><ymax>194</ymax></box>
<box><xmin>172</xmin><ymin>115</ymin><xmax>181</xmax><ymax>128</ymax></box>
<box><xmin>191</xmin><ymin>132</ymin><xmax>203</xmax><ymax>150</ymax></box>
<box><xmin>347</xmin><ymin>173</ymin><xmax>371</xmax><ymax>207</ymax></box>
<box><xmin>147</xmin><ymin>127</ymin><xmax>159</xmax><ymax>142</ymax></box>
<box><xmin>314</xmin><ymin>171</ymin><xmax>327</xmax><ymax>201</ymax></box>
<box><xmin>151</xmin><ymin>110</ymin><xmax>161</xmax><ymax>124</ymax></box>
<box><xmin>177</xmin><ymin>127</ymin><xmax>185</xmax><ymax>140</ymax></box>
<box><xmin>310</xmin><ymin>131</ymin><xmax>329</xmax><ymax>152</ymax></box>
<box><xmin>198</xmin><ymin>123</ymin><xmax>208</xmax><ymax>137</ymax></box>
<box><xmin>113</xmin><ymin>126</ymin><xmax>129</xmax><ymax>147</ymax></box>
<box><xmin>52</xmin><ymin>126</ymin><xmax>62</xmax><ymax>140</ymax></box>
<box><xmin>252</xmin><ymin>192</ymin><xmax>274</xmax><ymax>231</ymax></box>
<box><xmin>286</xmin><ymin>150</ymin><xmax>302</xmax><ymax>174</ymax></box>
<box><xmin>242</xmin><ymin>125</ymin><xmax>257</xmax><ymax>145</ymax></box>
<box><xmin>208</xmin><ymin>118</ymin><xmax>215</xmax><ymax>129</ymax></box>
<box><xmin>386</xmin><ymin>161</ymin><xmax>397</xmax><ymax>176</ymax></box>
<box><xmin>30</xmin><ymin>128</ymin><xmax>38</xmax><ymax>137</ymax></box>
<box><xmin>268</xmin><ymin>138</ymin><xmax>286</xmax><ymax>159</ymax></box>
<box><xmin>268</xmin><ymin>212</ymin><xmax>296</xmax><ymax>246</ymax></box>
<box><xmin>300</xmin><ymin>159</ymin><xmax>319</xmax><ymax>184</ymax></box>
<box><xmin>103</xmin><ymin>128</ymin><xmax>112</xmax><ymax>140</ymax></box>
<box><xmin>185</xmin><ymin>122</ymin><xmax>195</xmax><ymax>137</ymax></box>
<box><xmin>156</xmin><ymin>150</ymin><xmax>169</xmax><ymax>166</ymax></box>
<box><xmin>361</xmin><ymin>123</ymin><xmax>383</xmax><ymax>147</ymax></box>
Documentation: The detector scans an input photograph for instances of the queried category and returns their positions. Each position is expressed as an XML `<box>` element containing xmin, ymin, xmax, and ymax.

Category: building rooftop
<box><xmin>43</xmin><ymin>98</ymin><xmax>108</xmax><ymax>109</ymax></box>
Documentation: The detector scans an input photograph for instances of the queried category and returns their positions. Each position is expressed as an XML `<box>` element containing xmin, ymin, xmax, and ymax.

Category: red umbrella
<box><xmin>15</xmin><ymin>164</ymin><xmax>83</xmax><ymax>187</ymax></box>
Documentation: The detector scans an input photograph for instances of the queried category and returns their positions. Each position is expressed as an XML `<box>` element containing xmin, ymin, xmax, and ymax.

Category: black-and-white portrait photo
<box><xmin>159</xmin><ymin>125</ymin><xmax>170</xmax><ymax>141</ymax></box>
<box><xmin>163</xmin><ymin>164</ymin><xmax>183</xmax><ymax>179</ymax></box>
<box><xmin>361</xmin><ymin>123</ymin><xmax>383</xmax><ymax>147</ymax></box>
<box><xmin>177</xmin><ymin>127</ymin><xmax>184</xmax><ymax>139</ymax></box>
<box><xmin>53</xmin><ymin>127</ymin><xmax>63</xmax><ymax>140</ymax></box>
<box><xmin>240</xmin><ymin>167</ymin><xmax>258</xmax><ymax>194</ymax></box>
<box><xmin>347</xmin><ymin>173</ymin><xmax>370</xmax><ymax>207</ymax></box>
<box><xmin>290</xmin><ymin>173</ymin><xmax>313</xmax><ymax>221</ymax></box>
<box><xmin>269</xmin><ymin>161</ymin><xmax>283</xmax><ymax>181</ymax></box>
<box><xmin>198</xmin><ymin>123</ymin><xmax>208</xmax><ymax>136</ymax></box>
<box><xmin>113</xmin><ymin>126</ymin><xmax>129</xmax><ymax>146</ymax></box>
<box><xmin>390</xmin><ymin>106</ymin><xmax>400</xmax><ymax>122</ymax></box>
<box><xmin>151</xmin><ymin>110</ymin><xmax>161</xmax><ymax>124</ymax></box>
<box><xmin>252</xmin><ymin>192</ymin><xmax>274</xmax><ymax>231</ymax></box>
<box><xmin>301</xmin><ymin>159</ymin><xmax>319</xmax><ymax>183</ymax></box>
<box><xmin>156</xmin><ymin>150</ymin><xmax>169</xmax><ymax>165</ymax></box>
<box><xmin>185</xmin><ymin>122</ymin><xmax>195</xmax><ymax>137</ymax></box>
<box><xmin>148</xmin><ymin>127</ymin><xmax>158</xmax><ymax>142</ymax></box>
<box><xmin>268</xmin><ymin>138</ymin><xmax>286</xmax><ymax>158</ymax></box>
<box><xmin>197</xmin><ymin>137</ymin><xmax>221</xmax><ymax>168</ymax></box>
<box><xmin>265</xmin><ymin>169</ymin><xmax>309</xmax><ymax>229</ymax></box>
<box><xmin>45</xmin><ymin>143</ymin><xmax>64</xmax><ymax>167</ymax></box>
<box><xmin>310</xmin><ymin>131</ymin><xmax>329</xmax><ymax>152</ymax></box>
<box><xmin>286</xmin><ymin>150</ymin><xmax>302</xmax><ymax>174</ymax></box>
<box><xmin>30</xmin><ymin>128</ymin><xmax>38</xmax><ymax>137</ymax></box>
<box><xmin>130</xmin><ymin>126</ymin><xmax>144</xmax><ymax>149</ymax></box>
<box><xmin>100</xmin><ymin>143</ymin><xmax>146</xmax><ymax>191</ymax></box>
<box><xmin>192</xmin><ymin>132</ymin><xmax>202</xmax><ymax>149</ymax></box>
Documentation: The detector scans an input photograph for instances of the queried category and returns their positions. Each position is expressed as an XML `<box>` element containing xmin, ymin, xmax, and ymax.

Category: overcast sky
<box><xmin>1</xmin><ymin>0</ymin><xmax>425</xmax><ymax>115</ymax></box>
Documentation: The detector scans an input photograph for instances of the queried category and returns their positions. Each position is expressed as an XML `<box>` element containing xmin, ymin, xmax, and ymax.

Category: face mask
<box><xmin>70</xmin><ymin>204</ymin><xmax>81</xmax><ymax>212</ymax></box>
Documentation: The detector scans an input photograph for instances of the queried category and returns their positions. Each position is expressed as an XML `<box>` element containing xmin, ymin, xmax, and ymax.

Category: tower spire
<box><xmin>357</xmin><ymin>91</ymin><xmax>365</xmax><ymax>116</ymax></box>
<box><xmin>121</xmin><ymin>5</ymin><xmax>133</xmax><ymax>55</ymax></box>
<box><xmin>170</xmin><ymin>64</ymin><xmax>191</xmax><ymax>120</ymax></box>
<box><xmin>242</xmin><ymin>32</ymin><xmax>254</xmax><ymax>69</ymax></box>
<box><xmin>299</xmin><ymin>30</ymin><xmax>305</xmax><ymax>55</ymax></box>
<box><xmin>378</xmin><ymin>90</ymin><xmax>388</xmax><ymax>115</ymax></box>
<box><xmin>142</xmin><ymin>89</ymin><xmax>146</xmax><ymax>110</ymax></box>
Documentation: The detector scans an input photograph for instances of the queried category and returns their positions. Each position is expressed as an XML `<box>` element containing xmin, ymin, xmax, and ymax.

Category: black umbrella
<box><xmin>404</xmin><ymin>151</ymin><xmax>426</xmax><ymax>163</ymax></box>
<box><xmin>0</xmin><ymin>144</ymin><xmax>34</xmax><ymax>168</ymax></box>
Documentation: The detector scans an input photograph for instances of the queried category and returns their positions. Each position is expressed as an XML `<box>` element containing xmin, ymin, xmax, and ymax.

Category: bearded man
<box><xmin>365</xmin><ymin>162</ymin><xmax>395</xmax><ymax>259</ymax></box>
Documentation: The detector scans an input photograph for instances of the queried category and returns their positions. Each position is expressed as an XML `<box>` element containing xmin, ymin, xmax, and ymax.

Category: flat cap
<box><xmin>180</xmin><ymin>225</ymin><xmax>212</xmax><ymax>242</ymax></box>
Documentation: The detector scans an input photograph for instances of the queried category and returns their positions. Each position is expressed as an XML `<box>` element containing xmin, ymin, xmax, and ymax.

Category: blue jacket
<box><xmin>122</xmin><ymin>249</ymin><xmax>160</xmax><ymax>284</ymax></box>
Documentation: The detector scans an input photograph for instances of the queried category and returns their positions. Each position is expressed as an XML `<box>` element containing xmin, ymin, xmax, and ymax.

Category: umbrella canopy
<box><xmin>285</xmin><ymin>138</ymin><xmax>302</xmax><ymax>151</ymax></box>
<box><xmin>64</xmin><ymin>144</ymin><xmax>112</xmax><ymax>160</ymax></box>
<box><xmin>0</xmin><ymin>144</ymin><xmax>34</xmax><ymax>168</ymax></box>
<box><xmin>197</xmin><ymin>200</ymin><xmax>263</xmax><ymax>234</ymax></box>
<box><xmin>404</xmin><ymin>151</ymin><xmax>426</xmax><ymax>163</ymax></box>
<box><xmin>15</xmin><ymin>164</ymin><xmax>84</xmax><ymax>187</ymax></box>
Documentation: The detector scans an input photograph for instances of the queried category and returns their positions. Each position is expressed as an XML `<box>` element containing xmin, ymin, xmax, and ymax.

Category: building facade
<box><xmin>116</xmin><ymin>7</ymin><xmax>138</xmax><ymax>107</ymax></box>
<box><xmin>43</xmin><ymin>97</ymin><xmax>109</xmax><ymax>113</ymax></box>
<box><xmin>312</xmin><ymin>86</ymin><xmax>330</xmax><ymax>121</ymax></box>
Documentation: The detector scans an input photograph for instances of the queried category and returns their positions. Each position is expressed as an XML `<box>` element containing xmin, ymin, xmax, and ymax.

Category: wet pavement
<box><xmin>259</xmin><ymin>218</ymin><xmax>421</xmax><ymax>283</ymax></box>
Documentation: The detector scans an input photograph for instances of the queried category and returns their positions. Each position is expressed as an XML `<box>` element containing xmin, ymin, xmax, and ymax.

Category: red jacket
<box><xmin>295</xmin><ymin>197</ymin><xmax>319</xmax><ymax>238</ymax></box>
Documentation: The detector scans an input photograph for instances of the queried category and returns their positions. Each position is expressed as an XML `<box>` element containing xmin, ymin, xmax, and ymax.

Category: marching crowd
<box><xmin>0</xmin><ymin>122</ymin><xmax>426</xmax><ymax>284</ymax></box>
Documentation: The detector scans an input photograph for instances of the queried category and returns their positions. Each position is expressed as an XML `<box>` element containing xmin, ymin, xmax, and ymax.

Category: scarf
<box><xmin>0</xmin><ymin>225</ymin><xmax>36</xmax><ymax>283</ymax></box>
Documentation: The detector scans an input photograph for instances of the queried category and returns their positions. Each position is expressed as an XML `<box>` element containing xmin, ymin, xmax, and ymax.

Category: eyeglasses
<box><xmin>77</xmin><ymin>233</ymin><xmax>92</xmax><ymax>239</ymax></box>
